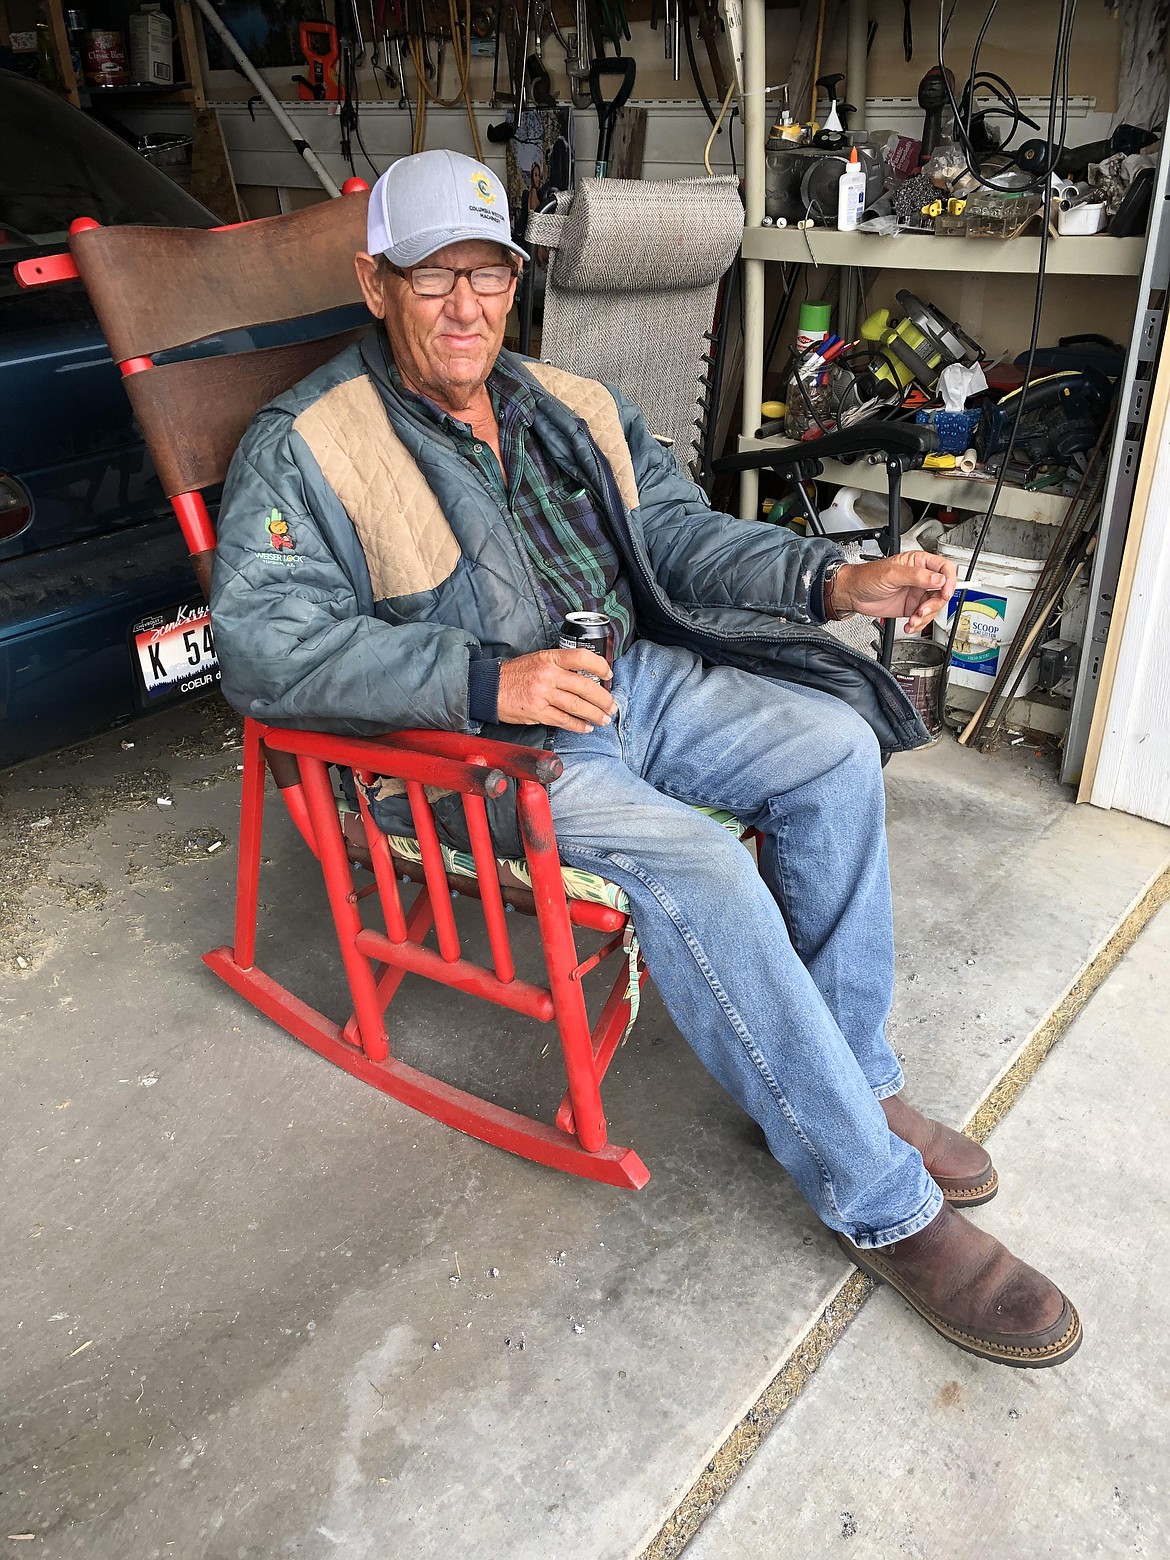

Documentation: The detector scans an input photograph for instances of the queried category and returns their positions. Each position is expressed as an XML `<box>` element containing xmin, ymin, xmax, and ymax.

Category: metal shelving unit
<box><xmin>736</xmin><ymin>434</ymin><xmax>1074</xmax><ymax>527</ymax></box>
<box><xmin>741</xmin><ymin>226</ymin><xmax>1147</xmax><ymax>277</ymax></box>
<box><xmin>738</xmin><ymin>0</ymin><xmax>1170</xmax><ymax>780</ymax></box>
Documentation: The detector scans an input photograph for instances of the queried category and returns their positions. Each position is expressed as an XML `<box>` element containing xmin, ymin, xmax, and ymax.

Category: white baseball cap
<box><xmin>366</xmin><ymin>149</ymin><xmax>527</xmax><ymax>266</ymax></box>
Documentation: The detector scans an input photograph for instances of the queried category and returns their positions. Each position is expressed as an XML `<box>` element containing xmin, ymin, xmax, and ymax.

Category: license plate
<box><xmin>130</xmin><ymin>600</ymin><xmax>221</xmax><ymax>703</ymax></box>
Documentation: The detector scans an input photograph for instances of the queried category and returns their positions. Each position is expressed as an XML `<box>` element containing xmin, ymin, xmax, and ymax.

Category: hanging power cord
<box><xmin>703</xmin><ymin>78</ymin><xmax>738</xmax><ymax>173</ymax></box>
<box><xmin>934</xmin><ymin>0</ymin><xmax>1080</xmax><ymax>723</ymax></box>
<box><xmin>683</xmin><ymin>0</ymin><xmax>718</xmax><ymax>124</ymax></box>
<box><xmin>939</xmin><ymin>0</ymin><xmax>1069</xmax><ymax>194</ymax></box>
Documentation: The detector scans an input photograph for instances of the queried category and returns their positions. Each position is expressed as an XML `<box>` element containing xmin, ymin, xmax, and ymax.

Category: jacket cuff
<box><xmin>811</xmin><ymin>554</ymin><xmax>845</xmax><ymax>623</ymax></box>
<box><xmin>467</xmin><ymin>657</ymin><xmax>502</xmax><ymax>725</ymax></box>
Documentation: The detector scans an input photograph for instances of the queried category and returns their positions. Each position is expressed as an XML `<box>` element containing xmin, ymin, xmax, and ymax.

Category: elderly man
<box><xmin>211</xmin><ymin>149</ymin><xmax>1080</xmax><ymax>1368</ymax></box>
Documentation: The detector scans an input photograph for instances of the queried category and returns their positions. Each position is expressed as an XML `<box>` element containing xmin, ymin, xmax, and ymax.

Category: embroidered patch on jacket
<box><xmin>265</xmin><ymin>508</ymin><xmax>296</xmax><ymax>551</ymax></box>
<box><xmin>253</xmin><ymin>507</ymin><xmax>304</xmax><ymax>566</ymax></box>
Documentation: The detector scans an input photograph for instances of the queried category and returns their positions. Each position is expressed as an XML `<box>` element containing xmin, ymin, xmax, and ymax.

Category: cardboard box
<box><xmin>129</xmin><ymin>7</ymin><xmax>173</xmax><ymax>86</ymax></box>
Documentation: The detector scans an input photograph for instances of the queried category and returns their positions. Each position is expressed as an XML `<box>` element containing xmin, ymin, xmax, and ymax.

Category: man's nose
<box><xmin>443</xmin><ymin>276</ymin><xmax>481</xmax><ymax>322</ymax></box>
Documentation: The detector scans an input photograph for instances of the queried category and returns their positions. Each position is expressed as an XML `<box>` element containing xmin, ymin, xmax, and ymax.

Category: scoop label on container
<box><xmin>943</xmin><ymin>590</ymin><xmax>1008</xmax><ymax>674</ymax></box>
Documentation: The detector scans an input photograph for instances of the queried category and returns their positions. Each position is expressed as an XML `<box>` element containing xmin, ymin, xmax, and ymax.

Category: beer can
<box><xmin>558</xmin><ymin>611</ymin><xmax>613</xmax><ymax>677</ymax></box>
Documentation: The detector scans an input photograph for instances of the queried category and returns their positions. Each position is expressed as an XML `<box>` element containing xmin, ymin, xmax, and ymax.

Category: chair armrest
<box><xmin>714</xmin><ymin>420</ymin><xmax>938</xmax><ymax>477</ymax></box>
<box><xmin>257</xmin><ymin>725</ymin><xmax>563</xmax><ymax>794</ymax></box>
<box><xmin>376</xmin><ymin>729</ymin><xmax>563</xmax><ymax>786</ymax></box>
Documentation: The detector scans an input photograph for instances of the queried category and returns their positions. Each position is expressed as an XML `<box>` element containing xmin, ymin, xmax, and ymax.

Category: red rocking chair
<box><xmin>17</xmin><ymin>183</ymin><xmax>652</xmax><ymax>1188</ymax></box>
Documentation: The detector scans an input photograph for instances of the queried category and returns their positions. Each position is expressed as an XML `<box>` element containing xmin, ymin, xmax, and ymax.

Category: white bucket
<box><xmin>932</xmin><ymin>517</ymin><xmax>1046</xmax><ymax>693</ymax></box>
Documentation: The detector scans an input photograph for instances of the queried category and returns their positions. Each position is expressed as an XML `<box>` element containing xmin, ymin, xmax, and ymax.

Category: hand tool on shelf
<box><xmin>294</xmin><ymin>21</ymin><xmax>341</xmax><ymax>101</ymax></box>
<box><xmin>564</xmin><ymin>0</ymin><xmax>592</xmax><ymax>106</ymax></box>
<box><xmin>527</xmin><ymin>49</ymin><xmax>556</xmax><ymax>105</ymax></box>
<box><xmin>488</xmin><ymin>0</ymin><xmax>534</xmax><ymax>142</ymax></box>
<box><xmin>916</xmin><ymin>65</ymin><xmax>953</xmax><ymax>160</ymax></box>
<box><xmin>589</xmin><ymin>55</ymin><xmax>636</xmax><ymax>177</ymax></box>
<box><xmin>368</xmin><ymin>0</ymin><xmax>392</xmax><ymax>93</ymax></box>
<box><xmin>650</xmin><ymin>0</ymin><xmax>682</xmax><ymax>83</ymax></box>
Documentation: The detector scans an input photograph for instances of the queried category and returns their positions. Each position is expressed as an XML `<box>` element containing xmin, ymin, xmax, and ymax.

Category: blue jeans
<box><xmin>549</xmin><ymin>640</ymin><xmax>942</xmax><ymax>1248</ymax></box>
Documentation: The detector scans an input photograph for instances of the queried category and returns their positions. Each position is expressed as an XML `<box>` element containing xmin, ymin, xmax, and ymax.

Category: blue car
<box><xmin>1</xmin><ymin>73</ymin><xmax>220</xmax><ymax>768</ymax></box>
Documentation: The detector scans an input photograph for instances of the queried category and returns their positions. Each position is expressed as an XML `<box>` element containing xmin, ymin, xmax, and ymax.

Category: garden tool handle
<box><xmin>589</xmin><ymin>56</ymin><xmax>636</xmax><ymax>175</ymax></box>
<box><xmin>589</xmin><ymin>55</ymin><xmax>636</xmax><ymax>120</ymax></box>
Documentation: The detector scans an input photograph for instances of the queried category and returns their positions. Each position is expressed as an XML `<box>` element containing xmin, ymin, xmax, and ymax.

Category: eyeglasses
<box><xmin>389</xmin><ymin>262</ymin><xmax>519</xmax><ymax>297</ymax></box>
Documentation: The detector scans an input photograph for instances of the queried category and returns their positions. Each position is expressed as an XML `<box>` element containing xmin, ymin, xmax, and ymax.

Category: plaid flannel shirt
<box><xmin>387</xmin><ymin>355</ymin><xmax>636</xmax><ymax>722</ymax></box>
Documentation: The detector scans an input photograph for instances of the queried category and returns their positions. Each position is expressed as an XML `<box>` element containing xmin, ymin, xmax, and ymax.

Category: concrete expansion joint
<box><xmin>637</xmin><ymin>857</ymin><xmax>1170</xmax><ymax>1560</ymax></box>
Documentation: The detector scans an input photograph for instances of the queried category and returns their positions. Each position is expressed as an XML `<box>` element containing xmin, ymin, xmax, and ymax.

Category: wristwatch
<box><xmin>820</xmin><ymin>558</ymin><xmax>850</xmax><ymax>622</ymax></box>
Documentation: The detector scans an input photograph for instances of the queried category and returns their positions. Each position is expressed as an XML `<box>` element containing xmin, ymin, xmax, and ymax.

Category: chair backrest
<box><xmin>67</xmin><ymin>190</ymin><xmax>371</xmax><ymax>540</ymax></box>
<box><xmin>526</xmin><ymin>177</ymin><xmax>744</xmax><ymax>476</ymax></box>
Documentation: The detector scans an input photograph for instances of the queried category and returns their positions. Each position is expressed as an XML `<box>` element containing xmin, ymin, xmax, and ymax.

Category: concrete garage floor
<box><xmin>1</xmin><ymin>698</ymin><xmax>1168</xmax><ymax>1559</ymax></box>
<box><xmin>690</xmin><ymin>901</ymin><xmax>1170</xmax><ymax>1560</ymax></box>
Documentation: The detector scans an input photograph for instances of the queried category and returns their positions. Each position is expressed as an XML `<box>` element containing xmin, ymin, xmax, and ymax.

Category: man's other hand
<box><xmin>496</xmin><ymin>649</ymin><xmax>617</xmax><ymax>733</ymax></box>
<box><xmin>834</xmin><ymin>552</ymin><xmax>958</xmax><ymax>633</ymax></box>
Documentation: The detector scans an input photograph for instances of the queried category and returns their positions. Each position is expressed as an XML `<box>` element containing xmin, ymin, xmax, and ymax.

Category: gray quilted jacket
<box><xmin>211</xmin><ymin>335</ymin><xmax>927</xmax><ymax>855</ymax></box>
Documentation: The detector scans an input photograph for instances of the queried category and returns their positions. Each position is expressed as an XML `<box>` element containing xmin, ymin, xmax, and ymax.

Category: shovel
<box><xmin>589</xmin><ymin>56</ymin><xmax>636</xmax><ymax>177</ymax></box>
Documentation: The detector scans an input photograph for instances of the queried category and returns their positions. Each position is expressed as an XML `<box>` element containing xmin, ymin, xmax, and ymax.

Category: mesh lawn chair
<box><xmin>526</xmin><ymin>175</ymin><xmax>745</xmax><ymax>479</ymax></box>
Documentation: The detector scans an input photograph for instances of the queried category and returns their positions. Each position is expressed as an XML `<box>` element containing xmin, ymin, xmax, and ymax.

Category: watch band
<box><xmin>821</xmin><ymin>559</ymin><xmax>849</xmax><ymax>622</ymax></box>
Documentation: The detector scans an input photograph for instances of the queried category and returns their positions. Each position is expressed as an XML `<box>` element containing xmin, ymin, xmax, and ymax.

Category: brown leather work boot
<box><xmin>837</xmin><ymin>1202</ymin><xmax>1082</xmax><ymax>1367</ymax></box>
<box><xmin>881</xmin><ymin>1093</ymin><xmax>999</xmax><ymax>1207</ymax></box>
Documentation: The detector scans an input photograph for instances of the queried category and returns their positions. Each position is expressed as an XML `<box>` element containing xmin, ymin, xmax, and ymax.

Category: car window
<box><xmin>0</xmin><ymin>72</ymin><xmax>215</xmax><ymax>255</ymax></box>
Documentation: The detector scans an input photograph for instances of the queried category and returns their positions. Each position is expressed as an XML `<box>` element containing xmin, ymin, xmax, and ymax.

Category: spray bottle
<box><xmin>836</xmin><ymin>145</ymin><xmax>866</xmax><ymax>232</ymax></box>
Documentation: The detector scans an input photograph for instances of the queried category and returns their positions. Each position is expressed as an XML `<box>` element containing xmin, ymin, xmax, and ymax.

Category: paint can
<box><xmin>891</xmin><ymin>639</ymin><xmax>947</xmax><ymax>738</ymax></box>
<box><xmin>932</xmin><ymin>516</ymin><xmax>1046</xmax><ymax>695</ymax></box>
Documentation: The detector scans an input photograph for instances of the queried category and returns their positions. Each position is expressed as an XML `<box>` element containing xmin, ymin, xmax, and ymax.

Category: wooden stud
<box><xmin>174</xmin><ymin>0</ymin><xmax>207</xmax><ymax>108</ymax></box>
<box><xmin>44</xmin><ymin>0</ymin><xmax>81</xmax><ymax>106</ymax></box>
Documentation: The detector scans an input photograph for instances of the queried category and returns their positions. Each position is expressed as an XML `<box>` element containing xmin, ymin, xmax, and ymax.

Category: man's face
<box><xmin>355</xmin><ymin>239</ymin><xmax>518</xmax><ymax>414</ymax></box>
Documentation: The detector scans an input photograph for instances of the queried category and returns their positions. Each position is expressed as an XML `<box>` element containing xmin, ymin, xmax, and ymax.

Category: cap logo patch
<box><xmin>471</xmin><ymin>172</ymin><xmax>496</xmax><ymax>204</ymax></box>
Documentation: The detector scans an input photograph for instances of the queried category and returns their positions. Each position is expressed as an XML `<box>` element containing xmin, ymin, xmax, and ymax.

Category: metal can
<box><xmin>558</xmin><ymin>611</ymin><xmax>613</xmax><ymax>678</ymax></box>
<box><xmin>82</xmin><ymin>28</ymin><xmax>128</xmax><ymax>88</ymax></box>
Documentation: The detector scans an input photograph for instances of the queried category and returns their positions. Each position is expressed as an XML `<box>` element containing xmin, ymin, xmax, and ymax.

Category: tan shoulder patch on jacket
<box><xmin>526</xmin><ymin>362</ymin><xmax>640</xmax><ymax>512</ymax></box>
<box><xmin>293</xmin><ymin>376</ymin><xmax>461</xmax><ymax>600</ymax></box>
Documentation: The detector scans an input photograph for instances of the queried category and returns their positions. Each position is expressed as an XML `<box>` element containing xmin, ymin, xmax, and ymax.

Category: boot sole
<box><xmin>837</xmin><ymin>1233</ymin><xmax>1083</xmax><ymax>1369</ymax></box>
<box><xmin>939</xmin><ymin>1167</ymin><xmax>999</xmax><ymax>1208</ymax></box>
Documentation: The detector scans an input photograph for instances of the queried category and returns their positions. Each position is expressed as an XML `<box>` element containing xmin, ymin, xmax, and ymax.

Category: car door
<box><xmin>0</xmin><ymin>73</ymin><xmax>220</xmax><ymax>765</ymax></box>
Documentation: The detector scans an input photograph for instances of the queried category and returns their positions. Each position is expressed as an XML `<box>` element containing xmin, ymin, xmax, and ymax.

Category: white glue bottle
<box><xmin>836</xmin><ymin>146</ymin><xmax>866</xmax><ymax>231</ymax></box>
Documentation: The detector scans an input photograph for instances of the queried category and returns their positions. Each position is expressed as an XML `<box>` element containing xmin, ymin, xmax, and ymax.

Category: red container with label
<box><xmin>83</xmin><ymin>29</ymin><xmax>129</xmax><ymax>88</ymax></box>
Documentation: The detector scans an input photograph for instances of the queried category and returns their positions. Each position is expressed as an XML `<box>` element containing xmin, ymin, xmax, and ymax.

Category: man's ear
<box><xmin>355</xmin><ymin>251</ymin><xmax>387</xmax><ymax>319</ymax></box>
